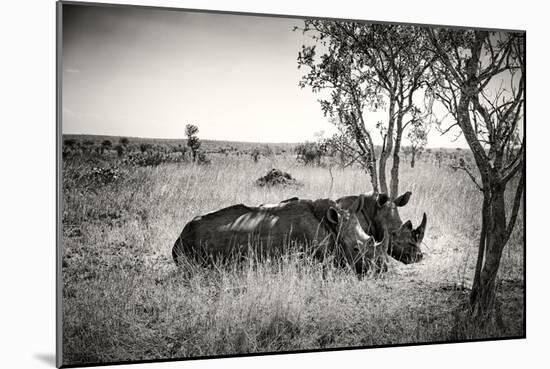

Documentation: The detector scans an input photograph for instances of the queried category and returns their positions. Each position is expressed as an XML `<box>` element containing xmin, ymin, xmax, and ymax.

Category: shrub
<box><xmin>296</xmin><ymin>141</ymin><xmax>324</xmax><ymax>166</ymax></box>
<box><xmin>139</xmin><ymin>143</ymin><xmax>153</xmax><ymax>153</ymax></box>
<box><xmin>197</xmin><ymin>151</ymin><xmax>211</xmax><ymax>165</ymax></box>
<box><xmin>126</xmin><ymin>152</ymin><xmax>165</xmax><ymax>167</ymax></box>
<box><xmin>251</xmin><ymin>148</ymin><xmax>261</xmax><ymax>163</ymax></box>
<box><xmin>114</xmin><ymin>144</ymin><xmax>124</xmax><ymax>157</ymax></box>
<box><xmin>64</xmin><ymin>138</ymin><xmax>78</xmax><ymax>148</ymax></box>
<box><xmin>88</xmin><ymin>166</ymin><xmax>121</xmax><ymax>185</ymax></box>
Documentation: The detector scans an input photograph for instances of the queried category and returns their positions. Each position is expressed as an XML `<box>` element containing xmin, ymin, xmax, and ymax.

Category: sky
<box><xmin>62</xmin><ymin>3</ymin><xmax>468</xmax><ymax>148</ymax></box>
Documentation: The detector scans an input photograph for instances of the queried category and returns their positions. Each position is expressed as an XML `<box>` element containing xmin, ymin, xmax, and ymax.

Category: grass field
<box><xmin>61</xmin><ymin>146</ymin><xmax>524</xmax><ymax>366</ymax></box>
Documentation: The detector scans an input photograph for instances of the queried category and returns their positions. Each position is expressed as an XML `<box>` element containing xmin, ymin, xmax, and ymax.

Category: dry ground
<box><xmin>61</xmin><ymin>153</ymin><xmax>524</xmax><ymax>366</ymax></box>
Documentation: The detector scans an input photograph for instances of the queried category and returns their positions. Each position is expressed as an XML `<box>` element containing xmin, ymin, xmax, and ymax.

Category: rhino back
<box><xmin>177</xmin><ymin>201</ymin><xmax>332</xmax><ymax>259</ymax></box>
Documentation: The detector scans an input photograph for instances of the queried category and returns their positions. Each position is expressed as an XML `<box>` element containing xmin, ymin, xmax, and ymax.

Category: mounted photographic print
<box><xmin>57</xmin><ymin>1</ymin><xmax>526</xmax><ymax>367</ymax></box>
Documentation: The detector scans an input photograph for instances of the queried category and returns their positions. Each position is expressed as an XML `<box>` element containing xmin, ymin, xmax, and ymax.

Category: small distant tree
<box><xmin>185</xmin><ymin>124</ymin><xmax>201</xmax><ymax>162</ymax></box>
<box><xmin>119</xmin><ymin>137</ymin><xmax>129</xmax><ymax>146</ymax></box>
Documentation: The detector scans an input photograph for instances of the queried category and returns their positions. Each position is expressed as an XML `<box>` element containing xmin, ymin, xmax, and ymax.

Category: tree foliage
<box><xmin>296</xmin><ymin>21</ymin><xmax>434</xmax><ymax>197</ymax></box>
<box><xmin>185</xmin><ymin>124</ymin><xmax>202</xmax><ymax>162</ymax></box>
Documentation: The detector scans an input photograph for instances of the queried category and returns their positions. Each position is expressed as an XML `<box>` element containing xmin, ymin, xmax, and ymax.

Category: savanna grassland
<box><xmin>61</xmin><ymin>138</ymin><xmax>524</xmax><ymax>366</ymax></box>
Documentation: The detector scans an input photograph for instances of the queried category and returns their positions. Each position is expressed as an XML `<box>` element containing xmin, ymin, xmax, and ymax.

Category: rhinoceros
<box><xmin>337</xmin><ymin>191</ymin><xmax>427</xmax><ymax>264</ymax></box>
<box><xmin>172</xmin><ymin>197</ymin><xmax>388</xmax><ymax>273</ymax></box>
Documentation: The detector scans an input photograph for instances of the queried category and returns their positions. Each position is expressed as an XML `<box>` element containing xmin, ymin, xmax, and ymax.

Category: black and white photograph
<box><xmin>57</xmin><ymin>1</ymin><xmax>525</xmax><ymax>367</ymax></box>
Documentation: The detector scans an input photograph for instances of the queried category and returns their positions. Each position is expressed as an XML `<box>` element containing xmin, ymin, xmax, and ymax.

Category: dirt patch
<box><xmin>255</xmin><ymin>168</ymin><xmax>301</xmax><ymax>187</ymax></box>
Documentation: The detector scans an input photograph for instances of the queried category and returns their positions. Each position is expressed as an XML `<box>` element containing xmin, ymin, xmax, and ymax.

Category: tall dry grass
<box><xmin>61</xmin><ymin>153</ymin><xmax>524</xmax><ymax>366</ymax></box>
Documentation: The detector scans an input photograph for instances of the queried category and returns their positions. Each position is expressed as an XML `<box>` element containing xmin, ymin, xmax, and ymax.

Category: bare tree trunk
<box><xmin>344</xmin><ymin>89</ymin><xmax>380</xmax><ymax>193</ymax></box>
<box><xmin>471</xmin><ymin>194</ymin><xmax>489</xmax><ymax>305</ymax></box>
<box><xmin>327</xmin><ymin>165</ymin><xmax>334</xmax><ymax>196</ymax></box>
<box><xmin>389</xmin><ymin>113</ymin><xmax>404</xmax><ymax>200</ymax></box>
<box><xmin>378</xmin><ymin>98</ymin><xmax>396</xmax><ymax>194</ymax></box>
<box><xmin>470</xmin><ymin>185</ymin><xmax>507</xmax><ymax>320</ymax></box>
<box><xmin>363</xmin><ymin>132</ymin><xmax>379</xmax><ymax>193</ymax></box>
<box><xmin>411</xmin><ymin>149</ymin><xmax>416</xmax><ymax>168</ymax></box>
<box><xmin>353</xmin><ymin>108</ymin><xmax>379</xmax><ymax>193</ymax></box>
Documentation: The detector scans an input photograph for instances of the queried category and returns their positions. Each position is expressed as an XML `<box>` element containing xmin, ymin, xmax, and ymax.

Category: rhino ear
<box><xmin>394</xmin><ymin>191</ymin><xmax>412</xmax><ymax>207</ymax></box>
<box><xmin>351</xmin><ymin>195</ymin><xmax>364</xmax><ymax>213</ymax></box>
<box><xmin>376</xmin><ymin>193</ymin><xmax>389</xmax><ymax>208</ymax></box>
<box><xmin>402</xmin><ymin>220</ymin><xmax>413</xmax><ymax>230</ymax></box>
<box><xmin>326</xmin><ymin>207</ymin><xmax>340</xmax><ymax>224</ymax></box>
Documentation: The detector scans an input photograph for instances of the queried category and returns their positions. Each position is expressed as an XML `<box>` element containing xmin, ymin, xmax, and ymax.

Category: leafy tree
<box><xmin>296</xmin><ymin>21</ymin><xmax>380</xmax><ymax>189</ymax></box>
<box><xmin>297</xmin><ymin>22</ymin><xmax>434</xmax><ymax>198</ymax></box>
<box><xmin>185</xmin><ymin>124</ymin><xmax>201</xmax><ymax>162</ymax></box>
<box><xmin>427</xmin><ymin>29</ymin><xmax>525</xmax><ymax>318</ymax></box>
<box><xmin>119</xmin><ymin>137</ymin><xmax>129</xmax><ymax>146</ymax></box>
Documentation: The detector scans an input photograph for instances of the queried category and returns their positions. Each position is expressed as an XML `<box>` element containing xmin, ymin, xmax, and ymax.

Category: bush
<box><xmin>296</xmin><ymin>141</ymin><xmax>324</xmax><ymax>166</ymax></box>
<box><xmin>197</xmin><ymin>151</ymin><xmax>211</xmax><ymax>165</ymax></box>
<box><xmin>88</xmin><ymin>166</ymin><xmax>121</xmax><ymax>185</ymax></box>
<box><xmin>126</xmin><ymin>152</ymin><xmax>165</xmax><ymax>167</ymax></box>
<box><xmin>263</xmin><ymin>145</ymin><xmax>274</xmax><ymax>157</ymax></box>
<box><xmin>125</xmin><ymin>150</ymin><xmax>186</xmax><ymax>167</ymax></box>
<box><xmin>139</xmin><ymin>143</ymin><xmax>153</xmax><ymax>153</ymax></box>
<box><xmin>64</xmin><ymin>138</ymin><xmax>78</xmax><ymax>148</ymax></box>
<box><xmin>114</xmin><ymin>144</ymin><xmax>124</xmax><ymax>157</ymax></box>
<box><xmin>251</xmin><ymin>148</ymin><xmax>261</xmax><ymax>163</ymax></box>
<box><xmin>63</xmin><ymin>164</ymin><xmax>123</xmax><ymax>189</ymax></box>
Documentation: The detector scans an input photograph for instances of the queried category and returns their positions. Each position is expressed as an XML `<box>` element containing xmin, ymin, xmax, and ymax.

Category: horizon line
<box><xmin>62</xmin><ymin>132</ymin><xmax>470</xmax><ymax>150</ymax></box>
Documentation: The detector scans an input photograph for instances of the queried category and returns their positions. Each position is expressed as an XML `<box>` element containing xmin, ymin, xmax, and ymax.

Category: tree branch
<box><xmin>503</xmin><ymin>165</ymin><xmax>525</xmax><ymax>245</ymax></box>
<box><xmin>500</xmin><ymin>151</ymin><xmax>523</xmax><ymax>185</ymax></box>
<box><xmin>450</xmin><ymin>163</ymin><xmax>484</xmax><ymax>191</ymax></box>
